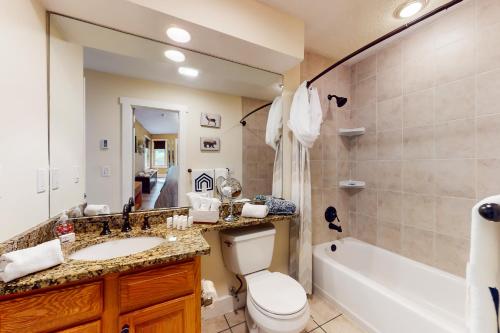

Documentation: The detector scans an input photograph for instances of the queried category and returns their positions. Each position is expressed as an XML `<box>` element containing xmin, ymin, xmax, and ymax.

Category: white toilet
<box><xmin>220</xmin><ymin>223</ymin><xmax>309</xmax><ymax>333</ymax></box>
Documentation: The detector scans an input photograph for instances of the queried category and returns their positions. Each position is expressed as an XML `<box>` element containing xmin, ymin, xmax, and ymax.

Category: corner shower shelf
<box><xmin>339</xmin><ymin>180</ymin><xmax>366</xmax><ymax>189</ymax></box>
<box><xmin>338</xmin><ymin>127</ymin><xmax>365</xmax><ymax>137</ymax></box>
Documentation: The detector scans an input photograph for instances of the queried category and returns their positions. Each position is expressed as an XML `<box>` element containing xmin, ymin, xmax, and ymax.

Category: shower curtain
<box><xmin>288</xmin><ymin>81</ymin><xmax>322</xmax><ymax>294</ymax></box>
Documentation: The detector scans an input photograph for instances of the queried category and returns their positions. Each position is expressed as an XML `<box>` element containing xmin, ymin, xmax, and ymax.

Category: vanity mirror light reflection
<box><xmin>48</xmin><ymin>14</ymin><xmax>283</xmax><ymax>217</ymax></box>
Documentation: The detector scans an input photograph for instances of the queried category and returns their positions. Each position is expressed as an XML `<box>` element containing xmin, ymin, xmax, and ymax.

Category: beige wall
<box><xmin>85</xmin><ymin>69</ymin><xmax>243</xmax><ymax>212</ymax></box>
<box><xmin>345</xmin><ymin>0</ymin><xmax>500</xmax><ymax>277</ymax></box>
<box><xmin>0</xmin><ymin>0</ymin><xmax>49</xmax><ymax>241</ymax></box>
<box><xmin>49</xmin><ymin>26</ymin><xmax>86</xmax><ymax>217</ymax></box>
<box><xmin>241</xmin><ymin>97</ymin><xmax>274</xmax><ymax>198</ymax></box>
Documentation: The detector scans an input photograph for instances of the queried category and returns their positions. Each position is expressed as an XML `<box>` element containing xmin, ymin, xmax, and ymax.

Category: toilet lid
<box><xmin>248</xmin><ymin>272</ymin><xmax>307</xmax><ymax>316</ymax></box>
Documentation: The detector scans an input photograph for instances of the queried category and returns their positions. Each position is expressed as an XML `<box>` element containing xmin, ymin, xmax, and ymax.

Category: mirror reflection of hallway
<box><xmin>133</xmin><ymin>106</ymin><xmax>179</xmax><ymax>210</ymax></box>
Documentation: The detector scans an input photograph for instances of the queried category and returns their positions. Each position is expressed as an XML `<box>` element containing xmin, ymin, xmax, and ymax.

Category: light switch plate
<box><xmin>101</xmin><ymin>165</ymin><xmax>111</xmax><ymax>177</ymax></box>
<box><xmin>37</xmin><ymin>168</ymin><xmax>47</xmax><ymax>193</ymax></box>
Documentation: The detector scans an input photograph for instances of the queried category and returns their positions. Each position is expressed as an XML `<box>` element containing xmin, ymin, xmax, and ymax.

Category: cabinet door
<box><xmin>119</xmin><ymin>294</ymin><xmax>197</xmax><ymax>333</ymax></box>
<box><xmin>56</xmin><ymin>321</ymin><xmax>101</xmax><ymax>333</ymax></box>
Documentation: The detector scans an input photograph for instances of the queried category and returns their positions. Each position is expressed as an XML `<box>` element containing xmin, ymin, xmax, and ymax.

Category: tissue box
<box><xmin>190</xmin><ymin>209</ymin><xmax>220</xmax><ymax>223</ymax></box>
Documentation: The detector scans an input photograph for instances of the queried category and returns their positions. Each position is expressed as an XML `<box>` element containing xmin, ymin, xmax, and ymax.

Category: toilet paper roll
<box><xmin>201</xmin><ymin>279</ymin><xmax>218</xmax><ymax>308</ymax></box>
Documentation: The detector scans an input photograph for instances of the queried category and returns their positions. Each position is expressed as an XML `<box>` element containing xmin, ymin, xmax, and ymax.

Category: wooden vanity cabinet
<box><xmin>0</xmin><ymin>257</ymin><xmax>201</xmax><ymax>333</ymax></box>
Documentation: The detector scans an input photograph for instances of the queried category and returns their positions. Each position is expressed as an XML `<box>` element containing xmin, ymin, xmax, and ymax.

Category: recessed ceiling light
<box><xmin>178</xmin><ymin>67</ymin><xmax>199</xmax><ymax>77</ymax></box>
<box><xmin>395</xmin><ymin>0</ymin><xmax>427</xmax><ymax>19</ymax></box>
<box><xmin>166</xmin><ymin>27</ymin><xmax>191</xmax><ymax>43</ymax></box>
<box><xmin>164</xmin><ymin>50</ymin><xmax>185</xmax><ymax>62</ymax></box>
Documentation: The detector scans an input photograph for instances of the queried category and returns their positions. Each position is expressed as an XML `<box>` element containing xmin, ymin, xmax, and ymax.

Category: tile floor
<box><xmin>202</xmin><ymin>294</ymin><xmax>366</xmax><ymax>333</ymax></box>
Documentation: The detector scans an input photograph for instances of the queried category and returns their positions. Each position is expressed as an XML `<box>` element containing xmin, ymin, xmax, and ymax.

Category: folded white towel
<box><xmin>210</xmin><ymin>198</ymin><xmax>221</xmax><ymax>212</ymax></box>
<box><xmin>241</xmin><ymin>203</ymin><xmax>269</xmax><ymax>219</ymax></box>
<box><xmin>0</xmin><ymin>239</ymin><xmax>64</xmax><ymax>282</ymax></box>
<box><xmin>84</xmin><ymin>204</ymin><xmax>110</xmax><ymax>216</ymax></box>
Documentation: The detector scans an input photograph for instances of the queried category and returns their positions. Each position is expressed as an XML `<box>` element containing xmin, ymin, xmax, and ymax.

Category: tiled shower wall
<box><xmin>241</xmin><ymin>97</ymin><xmax>275</xmax><ymax>198</ymax></box>
<box><xmin>300</xmin><ymin>52</ymin><xmax>354</xmax><ymax>246</ymax></box>
<box><xmin>347</xmin><ymin>0</ymin><xmax>500</xmax><ymax>277</ymax></box>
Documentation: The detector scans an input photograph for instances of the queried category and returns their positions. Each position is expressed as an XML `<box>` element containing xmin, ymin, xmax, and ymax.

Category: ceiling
<box><xmin>52</xmin><ymin>15</ymin><xmax>282</xmax><ymax>100</ymax></box>
<box><xmin>257</xmin><ymin>0</ymin><xmax>451</xmax><ymax>60</ymax></box>
<box><xmin>134</xmin><ymin>107</ymin><xmax>179</xmax><ymax>134</ymax></box>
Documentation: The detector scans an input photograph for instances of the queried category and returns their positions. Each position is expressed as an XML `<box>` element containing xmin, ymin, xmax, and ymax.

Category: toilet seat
<box><xmin>247</xmin><ymin>272</ymin><xmax>308</xmax><ymax>319</ymax></box>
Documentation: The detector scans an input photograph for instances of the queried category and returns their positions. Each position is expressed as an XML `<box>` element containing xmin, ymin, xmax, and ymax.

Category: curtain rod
<box><xmin>240</xmin><ymin>102</ymin><xmax>273</xmax><ymax>126</ymax></box>
<box><xmin>239</xmin><ymin>0</ymin><xmax>464</xmax><ymax>126</ymax></box>
<box><xmin>306</xmin><ymin>0</ymin><xmax>463</xmax><ymax>87</ymax></box>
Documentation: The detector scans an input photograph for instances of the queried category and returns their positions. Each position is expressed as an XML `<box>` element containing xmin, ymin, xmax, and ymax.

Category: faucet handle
<box><xmin>100</xmin><ymin>220</ymin><xmax>111</xmax><ymax>236</ymax></box>
<box><xmin>141</xmin><ymin>216</ymin><xmax>151</xmax><ymax>230</ymax></box>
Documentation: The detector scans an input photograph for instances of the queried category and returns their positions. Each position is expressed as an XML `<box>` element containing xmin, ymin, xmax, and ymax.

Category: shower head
<box><xmin>478</xmin><ymin>203</ymin><xmax>500</xmax><ymax>222</ymax></box>
<box><xmin>327</xmin><ymin>94</ymin><xmax>348</xmax><ymax>108</ymax></box>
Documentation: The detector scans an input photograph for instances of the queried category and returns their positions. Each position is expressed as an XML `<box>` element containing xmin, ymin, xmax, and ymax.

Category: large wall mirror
<box><xmin>48</xmin><ymin>14</ymin><xmax>283</xmax><ymax>216</ymax></box>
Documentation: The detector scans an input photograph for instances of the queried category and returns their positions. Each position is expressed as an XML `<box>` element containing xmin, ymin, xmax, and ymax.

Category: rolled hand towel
<box><xmin>241</xmin><ymin>203</ymin><xmax>269</xmax><ymax>218</ymax></box>
<box><xmin>266</xmin><ymin>198</ymin><xmax>296</xmax><ymax>215</ymax></box>
<box><xmin>84</xmin><ymin>204</ymin><xmax>110</xmax><ymax>216</ymax></box>
<box><xmin>0</xmin><ymin>239</ymin><xmax>64</xmax><ymax>282</ymax></box>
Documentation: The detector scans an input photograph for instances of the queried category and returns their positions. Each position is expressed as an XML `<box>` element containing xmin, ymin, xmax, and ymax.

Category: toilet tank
<box><xmin>220</xmin><ymin>223</ymin><xmax>276</xmax><ymax>275</ymax></box>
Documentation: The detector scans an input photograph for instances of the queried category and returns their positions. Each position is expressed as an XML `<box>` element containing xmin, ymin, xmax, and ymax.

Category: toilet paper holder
<box><xmin>201</xmin><ymin>296</ymin><xmax>214</xmax><ymax>307</ymax></box>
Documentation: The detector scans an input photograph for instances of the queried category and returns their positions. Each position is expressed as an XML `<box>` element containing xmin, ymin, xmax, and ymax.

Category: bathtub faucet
<box><xmin>329</xmin><ymin>223</ymin><xmax>342</xmax><ymax>232</ymax></box>
<box><xmin>325</xmin><ymin>206</ymin><xmax>342</xmax><ymax>233</ymax></box>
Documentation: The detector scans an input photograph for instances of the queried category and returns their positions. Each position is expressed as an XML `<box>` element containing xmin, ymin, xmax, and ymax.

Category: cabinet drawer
<box><xmin>57</xmin><ymin>321</ymin><xmax>101</xmax><ymax>333</ymax></box>
<box><xmin>0</xmin><ymin>282</ymin><xmax>102</xmax><ymax>333</ymax></box>
<box><xmin>119</xmin><ymin>261</ymin><xmax>195</xmax><ymax>312</ymax></box>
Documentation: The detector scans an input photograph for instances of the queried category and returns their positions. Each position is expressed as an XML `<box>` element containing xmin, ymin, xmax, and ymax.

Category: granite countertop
<box><xmin>0</xmin><ymin>214</ymin><xmax>293</xmax><ymax>296</ymax></box>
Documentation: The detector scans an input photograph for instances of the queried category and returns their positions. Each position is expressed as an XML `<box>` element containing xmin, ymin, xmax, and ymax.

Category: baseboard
<box><xmin>202</xmin><ymin>292</ymin><xmax>247</xmax><ymax>319</ymax></box>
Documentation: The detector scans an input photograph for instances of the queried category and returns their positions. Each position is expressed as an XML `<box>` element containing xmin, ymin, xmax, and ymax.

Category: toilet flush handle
<box><xmin>224</xmin><ymin>240</ymin><xmax>233</xmax><ymax>247</ymax></box>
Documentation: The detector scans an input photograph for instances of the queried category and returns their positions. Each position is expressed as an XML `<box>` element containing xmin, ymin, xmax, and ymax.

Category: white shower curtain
<box><xmin>266</xmin><ymin>96</ymin><xmax>283</xmax><ymax>198</ymax></box>
<box><xmin>288</xmin><ymin>81</ymin><xmax>322</xmax><ymax>294</ymax></box>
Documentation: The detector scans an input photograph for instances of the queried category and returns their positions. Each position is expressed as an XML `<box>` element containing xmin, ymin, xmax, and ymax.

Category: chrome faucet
<box><xmin>121</xmin><ymin>197</ymin><xmax>134</xmax><ymax>232</ymax></box>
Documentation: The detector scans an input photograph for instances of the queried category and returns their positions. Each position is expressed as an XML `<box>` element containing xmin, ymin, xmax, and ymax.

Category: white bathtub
<box><xmin>313</xmin><ymin>237</ymin><xmax>467</xmax><ymax>333</ymax></box>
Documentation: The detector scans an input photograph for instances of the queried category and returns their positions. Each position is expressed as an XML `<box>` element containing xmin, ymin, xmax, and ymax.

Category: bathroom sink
<box><xmin>69</xmin><ymin>236</ymin><xmax>165</xmax><ymax>261</ymax></box>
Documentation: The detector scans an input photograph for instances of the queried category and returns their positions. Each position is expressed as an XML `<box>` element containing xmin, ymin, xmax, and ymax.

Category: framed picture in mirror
<box><xmin>200</xmin><ymin>137</ymin><xmax>220</xmax><ymax>151</ymax></box>
<box><xmin>200</xmin><ymin>112</ymin><xmax>221</xmax><ymax>128</ymax></box>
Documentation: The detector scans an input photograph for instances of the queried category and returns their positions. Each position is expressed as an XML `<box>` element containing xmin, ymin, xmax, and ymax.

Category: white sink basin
<box><xmin>69</xmin><ymin>236</ymin><xmax>165</xmax><ymax>261</ymax></box>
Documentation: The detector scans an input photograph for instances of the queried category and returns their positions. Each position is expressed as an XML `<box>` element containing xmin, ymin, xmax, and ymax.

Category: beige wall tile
<box><xmin>477</xmin><ymin>0</ymin><xmax>500</xmax><ymax>29</ymax></box>
<box><xmin>355</xmin><ymin>214</ymin><xmax>377</xmax><ymax>245</ymax></box>
<box><xmin>377</xmin><ymin>221</ymin><xmax>402</xmax><ymax>252</ymax></box>
<box><xmin>403</xmin><ymin>54</ymin><xmax>435</xmax><ymax>94</ymax></box>
<box><xmin>377</xmin><ymin>129</ymin><xmax>402</xmax><ymax>160</ymax></box>
<box><xmin>402</xmin><ymin>193</ymin><xmax>435</xmax><ymax>231</ymax></box>
<box><xmin>377</xmin><ymin>42</ymin><xmax>402</xmax><ymax>73</ymax></box>
<box><xmin>356</xmin><ymin>189</ymin><xmax>378</xmax><ymax>217</ymax></box>
<box><xmin>402</xmin><ymin>226</ymin><xmax>435</xmax><ymax>266</ymax></box>
<box><xmin>434</xmin><ymin>159</ymin><xmax>475</xmax><ymax>198</ymax></box>
<box><xmin>477</xmin><ymin>69</ymin><xmax>500</xmax><ymax>116</ymax></box>
<box><xmin>403</xmin><ymin>88</ymin><xmax>434</xmax><ymax>128</ymax></box>
<box><xmin>377</xmin><ymin>160</ymin><xmax>402</xmax><ymax>191</ymax></box>
<box><xmin>435</xmin><ymin>196</ymin><xmax>473</xmax><ymax>239</ymax></box>
<box><xmin>402</xmin><ymin>24</ymin><xmax>435</xmax><ymax>63</ymax></box>
<box><xmin>477</xmin><ymin>159</ymin><xmax>500</xmax><ymax>198</ymax></box>
<box><xmin>352</xmin><ymin>77</ymin><xmax>376</xmax><ymax>109</ymax></box>
<box><xmin>436</xmin><ymin>37</ymin><xmax>475</xmax><ymax>85</ymax></box>
<box><xmin>322</xmin><ymin>133</ymin><xmax>337</xmax><ymax>161</ymax></box>
<box><xmin>377</xmin><ymin>97</ymin><xmax>403</xmax><ymax>131</ymax></box>
<box><xmin>433</xmin><ymin>1</ymin><xmax>474</xmax><ymax>48</ymax></box>
<box><xmin>402</xmin><ymin>160</ymin><xmax>435</xmax><ymax>194</ymax></box>
<box><xmin>435</xmin><ymin>119</ymin><xmax>475</xmax><ymax>159</ymax></box>
<box><xmin>356</xmin><ymin>133</ymin><xmax>377</xmax><ymax>160</ymax></box>
<box><xmin>353</xmin><ymin>102</ymin><xmax>376</xmax><ymax>133</ymax></box>
<box><xmin>355</xmin><ymin>54</ymin><xmax>376</xmax><ymax>82</ymax></box>
<box><xmin>477</xmin><ymin>114</ymin><xmax>500</xmax><ymax>158</ymax></box>
<box><xmin>311</xmin><ymin>160</ymin><xmax>323</xmax><ymax>190</ymax></box>
<box><xmin>435</xmin><ymin>77</ymin><xmax>475</xmax><ymax>122</ymax></box>
<box><xmin>322</xmin><ymin>161</ymin><xmax>337</xmax><ymax>189</ymax></box>
<box><xmin>434</xmin><ymin>234</ymin><xmax>469</xmax><ymax>277</ymax></box>
<box><xmin>403</xmin><ymin>126</ymin><xmax>435</xmax><ymax>160</ymax></box>
<box><xmin>378</xmin><ymin>66</ymin><xmax>402</xmax><ymax>102</ymax></box>
<box><xmin>355</xmin><ymin>160</ymin><xmax>378</xmax><ymax>189</ymax></box>
<box><xmin>477</xmin><ymin>22</ymin><xmax>500</xmax><ymax>73</ymax></box>
<box><xmin>310</xmin><ymin>139</ymin><xmax>323</xmax><ymax>161</ymax></box>
<box><xmin>378</xmin><ymin>191</ymin><xmax>402</xmax><ymax>223</ymax></box>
